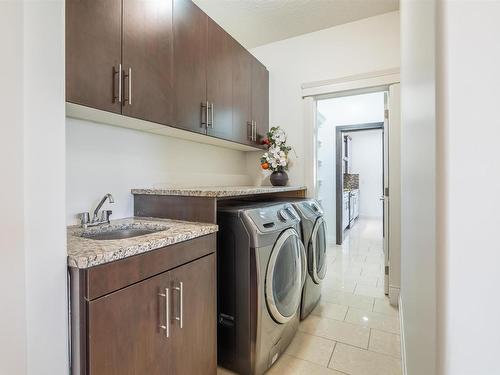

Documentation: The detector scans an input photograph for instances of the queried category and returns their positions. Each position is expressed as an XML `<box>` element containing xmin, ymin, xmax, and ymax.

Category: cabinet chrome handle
<box><xmin>113</xmin><ymin>64</ymin><xmax>122</xmax><ymax>103</ymax></box>
<box><xmin>210</xmin><ymin>102</ymin><xmax>214</xmax><ymax>128</ymax></box>
<box><xmin>252</xmin><ymin>121</ymin><xmax>257</xmax><ymax>141</ymax></box>
<box><xmin>201</xmin><ymin>101</ymin><xmax>210</xmax><ymax>129</ymax></box>
<box><xmin>247</xmin><ymin>121</ymin><xmax>253</xmax><ymax>140</ymax></box>
<box><xmin>128</xmin><ymin>67</ymin><xmax>132</xmax><ymax>105</ymax></box>
<box><xmin>158</xmin><ymin>287</ymin><xmax>170</xmax><ymax>338</ymax></box>
<box><xmin>206</xmin><ymin>102</ymin><xmax>209</xmax><ymax>129</ymax></box>
<box><xmin>123</xmin><ymin>67</ymin><xmax>132</xmax><ymax>105</ymax></box>
<box><xmin>119</xmin><ymin>64</ymin><xmax>122</xmax><ymax>103</ymax></box>
<box><xmin>173</xmin><ymin>282</ymin><xmax>183</xmax><ymax>329</ymax></box>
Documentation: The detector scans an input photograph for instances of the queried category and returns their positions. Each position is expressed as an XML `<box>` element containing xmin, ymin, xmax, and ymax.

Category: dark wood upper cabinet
<box><xmin>88</xmin><ymin>270</ymin><xmax>171</xmax><ymax>375</ymax></box>
<box><xmin>232</xmin><ymin>42</ymin><xmax>253</xmax><ymax>145</ymax></box>
<box><xmin>206</xmin><ymin>20</ymin><xmax>234</xmax><ymax>140</ymax></box>
<box><xmin>169</xmin><ymin>254</ymin><xmax>217</xmax><ymax>374</ymax></box>
<box><xmin>66</xmin><ymin>0</ymin><xmax>122</xmax><ymax>113</ymax></box>
<box><xmin>251</xmin><ymin>57</ymin><xmax>270</xmax><ymax>145</ymax></box>
<box><xmin>172</xmin><ymin>0</ymin><xmax>208</xmax><ymax>134</ymax></box>
<box><xmin>66</xmin><ymin>0</ymin><xmax>268</xmax><ymax>147</ymax></box>
<box><xmin>122</xmin><ymin>0</ymin><xmax>174</xmax><ymax>125</ymax></box>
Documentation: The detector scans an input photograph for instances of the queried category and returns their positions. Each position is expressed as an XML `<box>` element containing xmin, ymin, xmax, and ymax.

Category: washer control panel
<box><xmin>244</xmin><ymin>203</ymin><xmax>301</xmax><ymax>233</ymax></box>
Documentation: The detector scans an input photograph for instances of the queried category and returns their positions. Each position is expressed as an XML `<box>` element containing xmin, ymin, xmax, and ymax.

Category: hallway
<box><xmin>268</xmin><ymin>218</ymin><xmax>402</xmax><ymax>375</ymax></box>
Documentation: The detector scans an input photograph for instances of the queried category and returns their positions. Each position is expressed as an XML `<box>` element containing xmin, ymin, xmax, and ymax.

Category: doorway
<box><xmin>313</xmin><ymin>86</ymin><xmax>400</xmax><ymax>304</ymax></box>
<box><xmin>315</xmin><ymin>91</ymin><xmax>385</xmax><ymax>243</ymax></box>
<box><xmin>335</xmin><ymin>123</ymin><xmax>384</xmax><ymax>245</ymax></box>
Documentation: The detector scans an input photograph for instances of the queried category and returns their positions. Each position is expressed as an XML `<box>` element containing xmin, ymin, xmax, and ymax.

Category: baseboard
<box><xmin>399</xmin><ymin>294</ymin><xmax>407</xmax><ymax>375</ymax></box>
<box><xmin>389</xmin><ymin>286</ymin><xmax>400</xmax><ymax>306</ymax></box>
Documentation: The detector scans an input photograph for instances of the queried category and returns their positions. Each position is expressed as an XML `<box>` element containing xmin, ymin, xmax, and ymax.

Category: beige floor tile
<box><xmin>373</xmin><ymin>297</ymin><xmax>399</xmax><ymax>317</ymax></box>
<box><xmin>369</xmin><ymin>329</ymin><xmax>401</xmax><ymax>358</ymax></box>
<box><xmin>365</xmin><ymin>255</ymin><xmax>384</xmax><ymax>264</ymax></box>
<box><xmin>299</xmin><ymin>315</ymin><xmax>370</xmax><ymax>349</ymax></box>
<box><xmin>329</xmin><ymin>268</ymin><xmax>363</xmax><ymax>279</ymax></box>
<box><xmin>339</xmin><ymin>275</ymin><xmax>379</xmax><ymax>287</ymax></box>
<box><xmin>322</xmin><ymin>279</ymin><xmax>357</xmax><ymax>294</ymax></box>
<box><xmin>322</xmin><ymin>290</ymin><xmax>374</xmax><ymax>310</ymax></box>
<box><xmin>311</xmin><ymin>300</ymin><xmax>349</xmax><ymax>321</ymax></box>
<box><xmin>217</xmin><ymin>367</ymin><xmax>237</xmax><ymax>374</ymax></box>
<box><xmin>329</xmin><ymin>343</ymin><xmax>402</xmax><ymax>375</ymax></box>
<box><xmin>268</xmin><ymin>354</ymin><xmax>346</xmax><ymax>375</ymax></box>
<box><xmin>285</xmin><ymin>331</ymin><xmax>336</xmax><ymax>366</ymax></box>
<box><xmin>345</xmin><ymin>308</ymin><xmax>400</xmax><ymax>334</ymax></box>
<box><xmin>360</xmin><ymin>264</ymin><xmax>383</xmax><ymax>277</ymax></box>
<box><xmin>329</xmin><ymin>262</ymin><xmax>363</xmax><ymax>273</ymax></box>
<box><xmin>354</xmin><ymin>284</ymin><xmax>386</xmax><ymax>298</ymax></box>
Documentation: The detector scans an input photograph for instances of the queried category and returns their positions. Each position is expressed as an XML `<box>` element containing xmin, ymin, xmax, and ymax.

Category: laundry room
<box><xmin>6</xmin><ymin>1</ymin><xmax>498</xmax><ymax>375</ymax></box>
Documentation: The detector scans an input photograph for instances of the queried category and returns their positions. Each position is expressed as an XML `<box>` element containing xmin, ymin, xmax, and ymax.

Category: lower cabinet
<box><xmin>70</xmin><ymin>235</ymin><xmax>216</xmax><ymax>375</ymax></box>
<box><xmin>88</xmin><ymin>270</ymin><xmax>171</xmax><ymax>374</ymax></box>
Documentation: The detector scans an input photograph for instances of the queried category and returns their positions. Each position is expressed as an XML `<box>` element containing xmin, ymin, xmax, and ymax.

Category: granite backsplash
<box><xmin>344</xmin><ymin>173</ymin><xmax>359</xmax><ymax>190</ymax></box>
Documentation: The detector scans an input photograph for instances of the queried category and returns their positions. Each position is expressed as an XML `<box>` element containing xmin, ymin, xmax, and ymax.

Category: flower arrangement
<box><xmin>260</xmin><ymin>126</ymin><xmax>292</xmax><ymax>172</ymax></box>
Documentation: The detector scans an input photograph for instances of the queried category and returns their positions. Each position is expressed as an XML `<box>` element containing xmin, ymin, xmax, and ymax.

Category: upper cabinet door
<box><xmin>172</xmin><ymin>0</ymin><xmax>208</xmax><ymax>134</ymax></box>
<box><xmin>251</xmin><ymin>58</ymin><xmax>270</xmax><ymax>145</ymax></box>
<box><xmin>88</xmin><ymin>270</ymin><xmax>171</xmax><ymax>375</ymax></box>
<box><xmin>122</xmin><ymin>0</ymin><xmax>174</xmax><ymax>125</ymax></box>
<box><xmin>232</xmin><ymin>43</ymin><xmax>253</xmax><ymax>145</ymax></box>
<box><xmin>206</xmin><ymin>20</ymin><xmax>234</xmax><ymax>141</ymax></box>
<box><xmin>169</xmin><ymin>254</ymin><xmax>217</xmax><ymax>374</ymax></box>
<box><xmin>66</xmin><ymin>0</ymin><xmax>122</xmax><ymax>113</ymax></box>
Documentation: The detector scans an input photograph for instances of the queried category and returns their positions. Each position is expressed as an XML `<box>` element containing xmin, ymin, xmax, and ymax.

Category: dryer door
<box><xmin>309</xmin><ymin>217</ymin><xmax>327</xmax><ymax>284</ymax></box>
<box><xmin>265</xmin><ymin>228</ymin><xmax>303</xmax><ymax>324</ymax></box>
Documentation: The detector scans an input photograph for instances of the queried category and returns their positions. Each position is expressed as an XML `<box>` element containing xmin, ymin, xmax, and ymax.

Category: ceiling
<box><xmin>193</xmin><ymin>0</ymin><xmax>399</xmax><ymax>49</ymax></box>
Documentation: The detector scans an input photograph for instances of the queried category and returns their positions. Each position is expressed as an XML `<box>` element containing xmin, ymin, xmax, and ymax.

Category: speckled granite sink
<box><xmin>67</xmin><ymin>217</ymin><xmax>218</xmax><ymax>269</ymax></box>
<box><xmin>78</xmin><ymin>222</ymin><xmax>168</xmax><ymax>241</ymax></box>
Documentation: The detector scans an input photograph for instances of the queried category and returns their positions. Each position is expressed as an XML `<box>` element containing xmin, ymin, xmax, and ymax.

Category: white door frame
<box><xmin>302</xmin><ymin>69</ymin><xmax>401</xmax><ymax>304</ymax></box>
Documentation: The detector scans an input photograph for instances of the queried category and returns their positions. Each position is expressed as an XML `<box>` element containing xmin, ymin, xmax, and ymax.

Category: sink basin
<box><xmin>80</xmin><ymin>224</ymin><xmax>167</xmax><ymax>241</ymax></box>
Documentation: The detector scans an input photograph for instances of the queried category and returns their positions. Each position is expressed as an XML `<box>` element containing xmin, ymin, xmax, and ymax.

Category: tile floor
<box><xmin>218</xmin><ymin>218</ymin><xmax>402</xmax><ymax>375</ymax></box>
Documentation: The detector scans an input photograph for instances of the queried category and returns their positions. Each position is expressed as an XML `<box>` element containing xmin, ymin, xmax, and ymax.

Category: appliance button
<box><xmin>278</xmin><ymin>209</ymin><xmax>288</xmax><ymax>222</ymax></box>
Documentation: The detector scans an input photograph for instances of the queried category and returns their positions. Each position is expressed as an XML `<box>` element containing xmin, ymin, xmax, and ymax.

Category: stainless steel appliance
<box><xmin>290</xmin><ymin>199</ymin><xmax>328</xmax><ymax>320</ymax></box>
<box><xmin>217</xmin><ymin>202</ymin><xmax>306</xmax><ymax>375</ymax></box>
<box><xmin>348</xmin><ymin>190</ymin><xmax>359</xmax><ymax>227</ymax></box>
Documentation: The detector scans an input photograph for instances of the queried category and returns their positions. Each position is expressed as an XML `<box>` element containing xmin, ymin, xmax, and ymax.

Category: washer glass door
<box><xmin>265</xmin><ymin>229</ymin><xmax>303</xmax><ymax>324</ymax></box>
<box><xmin>309</xmin><ymin>217</ymin><xmax>327</xmax><ymax>284</ymax></box>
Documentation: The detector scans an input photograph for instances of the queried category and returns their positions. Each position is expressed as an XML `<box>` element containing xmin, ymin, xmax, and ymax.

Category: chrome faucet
<box><xmin>80</xmin><ymin>193</ymin><xmax>115</xmax><ymax>228</ymax></box>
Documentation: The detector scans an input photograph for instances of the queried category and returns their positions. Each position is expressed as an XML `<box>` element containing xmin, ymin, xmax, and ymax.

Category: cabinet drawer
<box><xmin>85</xmin><ymin>234</ymin><xmax>216</xmax><ymax>300</ymax></box>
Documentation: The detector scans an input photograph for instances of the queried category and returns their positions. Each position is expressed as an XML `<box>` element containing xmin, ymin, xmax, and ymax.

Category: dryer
<box><xmin>217</xmin><ymin>202</ymin><xmax>306</xmax><ymax>375</ymax></box>
<box><xmin>290</xmin><ymin>199</ymin><xmax>328</xmax><ymax>320</ymax></box>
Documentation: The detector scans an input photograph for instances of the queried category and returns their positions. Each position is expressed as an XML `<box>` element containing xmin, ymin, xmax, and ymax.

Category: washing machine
<box><xmin>217</xmin><ymin>202</ymin><xmax>306</xmax><ymax>375</ymax></box>
<box><xmin>290</xmin><ymin>199</ymin><xmax>328</xmax><ymax>320</ymax></box>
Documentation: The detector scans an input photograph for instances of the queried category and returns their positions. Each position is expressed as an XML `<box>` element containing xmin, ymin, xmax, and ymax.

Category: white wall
<box><xmin>348</xmin><ymin>129</ymin><xmax>383</xmax><ymax>218</ymax></box>
<box><xmin>66</xmin><ymin>119</ymin><xmax>252</xmax><ymax>224</ymax></box>
<box><xmin>436</xmin><ymin>1</ymin><xmax>500</xmax><ymax>374</ymax></box>
<box><xmin>248</xmin><ymin>11</ymin><xmax>400</xmax><ymax>186</ymax></box>
<box><xmin>0</xmin><ymin>2</ymin><xmax>27</xmax><ymax>374</ymax></box>
<box><xmin>400</xmin><ymin>0</ymin><xmax>436</xmax><ymax>374</ymax></box>
<box><xmin>0</xmin><ymin>1</ymin><xmax>68</xmax><ymax>374</ymax></box>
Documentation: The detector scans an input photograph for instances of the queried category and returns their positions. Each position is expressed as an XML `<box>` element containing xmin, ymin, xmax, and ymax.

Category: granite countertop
<box><xmin>67</xmin><ymin>217</ymin><xmax>218</xmax><ymax>269</ymax></box>
<box><xmin>131</xmin><ymin>185</ymin><xmax>307</xmax><ymax>198</ymax></box>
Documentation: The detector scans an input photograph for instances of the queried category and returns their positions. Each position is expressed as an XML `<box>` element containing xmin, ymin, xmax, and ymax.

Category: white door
<box><xmin>383</xmin><ymin>84</ymin><xmax>401</xmax><ymax>305</ymax></box>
